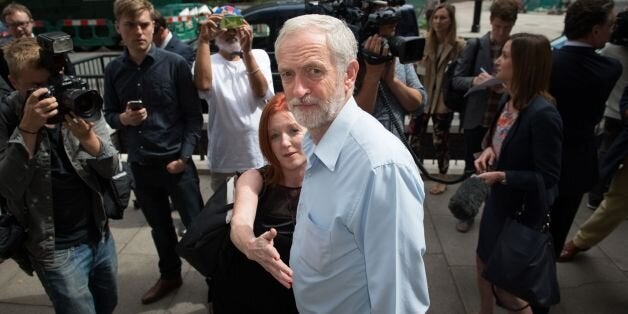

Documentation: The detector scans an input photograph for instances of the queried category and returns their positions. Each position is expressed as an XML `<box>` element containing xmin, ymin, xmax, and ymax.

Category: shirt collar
<box><xmin>564</xmin><ymin>40</ymin><xmax>593</xmax><ymax>48</ymax></box>
<box><xmin>159</xmin><ymin>32</ymin><xmax>173</xmax><ymax>49</ymax></box>
<box><xmin>310</xmin><ymin>97</ymin><xmax>359</xmax><ymax>172</ymax></box>
<box><xmin>122</xmin><ymin>44</ymin><xmax>157</xmax><ymax>65</ymax></box>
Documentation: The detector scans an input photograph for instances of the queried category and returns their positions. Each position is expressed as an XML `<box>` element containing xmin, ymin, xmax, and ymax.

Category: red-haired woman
<box><xmin>212</xmin><ymin>93</ymin><xmax>305</xmax><ymax>313</ymax></box>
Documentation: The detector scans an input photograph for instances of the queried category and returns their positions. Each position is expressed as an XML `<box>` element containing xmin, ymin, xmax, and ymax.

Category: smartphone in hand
<box><xmin>128</xmin><ymin>100</ymin><xmax>144</xmax><ymax>111</ymax></box>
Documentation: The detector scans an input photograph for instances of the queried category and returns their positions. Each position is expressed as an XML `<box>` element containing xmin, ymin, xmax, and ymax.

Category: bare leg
<box><xmin>476</xmin><ymin>256</ymin><xmax>494</xmax><ymax>314</ymax></box>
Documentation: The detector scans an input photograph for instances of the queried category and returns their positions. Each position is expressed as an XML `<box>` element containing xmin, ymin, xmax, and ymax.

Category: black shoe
<box><xmin>141</xmin><ymin>276</ymin><xmax>183</xmax><ymax>304</ymax></box>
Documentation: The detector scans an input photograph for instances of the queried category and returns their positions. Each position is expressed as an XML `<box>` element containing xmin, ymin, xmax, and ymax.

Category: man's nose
<box><xmin>291</xmin><ymin>75</ymin><xmax>310</xmax><ymax>98</ymax></box>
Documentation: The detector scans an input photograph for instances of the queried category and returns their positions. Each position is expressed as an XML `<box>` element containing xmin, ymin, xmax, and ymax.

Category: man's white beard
<box><xmin>288</xmin><ymin>88</ymin><xmax>345</xmax><ymax>130</ymax></box>
<box><xmin>216</xmin><ymin>37</ymin><xmax>241</xmax><ymax>54</ymax></box>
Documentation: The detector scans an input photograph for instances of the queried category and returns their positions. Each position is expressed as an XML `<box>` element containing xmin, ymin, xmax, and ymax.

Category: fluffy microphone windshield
<box><xmin>448</xmin><ymin>176</ymin><xmax>489</xmax><ymax>220</ymax></box>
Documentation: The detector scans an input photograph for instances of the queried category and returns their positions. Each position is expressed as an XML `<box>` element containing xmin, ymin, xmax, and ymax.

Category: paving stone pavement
<box><xmin>3</xmin><ymin>2</ymin><xmax>628</xmax><ymax>314</ymax></box>
<box><xmin>3</xmin><ymin>163</ymin><xmax>628</xmax><ymax>314</ymax></box>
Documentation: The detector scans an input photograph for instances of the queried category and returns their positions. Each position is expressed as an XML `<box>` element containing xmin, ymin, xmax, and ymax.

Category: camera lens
<box><xmin>66</xmin><ymin>89</ymin><xmax>103</xmax><ymax>122</ymax></box>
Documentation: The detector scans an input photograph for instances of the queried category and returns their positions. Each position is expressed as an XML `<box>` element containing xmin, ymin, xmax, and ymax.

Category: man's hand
<box><xmin>237</xmin><ymin>21</ymin><xmax>253</xmax><ymax>53</ymax></box>
<box><xmin>246</xmin><ymin>228</ymin><xmax>294</xmax><ymax>288</ymax></box>
<box><xmin>63</xmin><ymin>113</ymin><xmax>94</xmax><ymax>141</ymax></box>
<box><xmin>472</xmin><ymin>72</ymin><xmax>494</xmax><ymax>86</ymax></box>
<box><xmin>120</xmin><ymin>101</ymin><xmax>147</xmax><ymax>126</ymax></box>
<box><xmin>198</xmin><ymin>14</ymin><xmax>224</xmax><ymax>44</ymax></box>
<box><xmin>362</xmin><ymin>35</ymin><xmax>389</xmax><ymax>78</ymax></box>
<box><xmin>19</xmin><ymin>88</ymin><xmax>58</xmax><ymax>134</ymax></box>
<box><xmin>166</xmin><ymin>159</ymin><xmax>186</xmax><ymax>174</ymax></box>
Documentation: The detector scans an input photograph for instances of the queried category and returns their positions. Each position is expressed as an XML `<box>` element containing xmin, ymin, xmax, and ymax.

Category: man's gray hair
<box><xmin>275</xmin><ymin>14</ymin><xmax>358</xmax><ymax>72</ymax></box>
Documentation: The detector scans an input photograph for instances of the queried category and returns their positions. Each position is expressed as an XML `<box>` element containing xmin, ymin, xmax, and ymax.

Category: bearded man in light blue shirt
<box><xmin>275</xmin><ymin>14</ymin><xmax>430</xmax><ymax>313</ymax></box>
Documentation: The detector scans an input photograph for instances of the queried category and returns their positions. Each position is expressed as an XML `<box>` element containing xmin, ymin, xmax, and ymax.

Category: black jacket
<box><xmin>487</xmin><ymin>96</ymin><xmax>563</xmax><ymax>224</ymax></box>
<box><xmin>452</xmin><ymin>32</ymin><xmax>496</xmax><ymax>129</ymax></box>
<box><xmin>164</xmin><ymin>35</ymin><xmax>195</xmax><ymax>68</ymax></box>
<box><xmin>549</xmin><ymin>45</ymin><xmax>622</xmax><ymax>193</ymax></box>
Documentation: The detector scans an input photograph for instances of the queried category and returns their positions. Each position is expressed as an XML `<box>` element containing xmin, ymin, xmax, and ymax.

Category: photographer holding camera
<box><xmin>194</xmin><ymin>5</ymin><xmax>274</xmax><ymax>191</ymax></box>
<box><xmin>354</xmin><ymin>4</ymin><xmax>426</xmax><ymax>140</ymax></box>
<box><xmin>0</xmin><ymin>37</ymin><xmax>119</xmax><ymax>314</ymax></box>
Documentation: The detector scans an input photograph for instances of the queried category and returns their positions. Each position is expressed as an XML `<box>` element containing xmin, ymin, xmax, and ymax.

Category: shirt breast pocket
<box><xmin>149</xmin><ymin>82</ymin><xmax>174</xmax><ymax>106</ymax></box>
<box><xmin>298</xmin><ymin>212</ymin><xmax>332</xmax><ymax>274</ymax></box>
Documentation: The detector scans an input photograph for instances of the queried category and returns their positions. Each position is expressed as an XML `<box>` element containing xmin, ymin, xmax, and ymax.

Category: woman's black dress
<box><xmin>212</xmin><ymin>167</ymin><xmax>300</xmax><ymax>314</ymax></box>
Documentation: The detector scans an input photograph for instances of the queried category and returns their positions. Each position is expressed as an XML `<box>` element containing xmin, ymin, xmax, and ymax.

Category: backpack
<box><xmin>442</xmin><ymin>38</ymin><xmax>481</xmax><ymax>112</ymax></box>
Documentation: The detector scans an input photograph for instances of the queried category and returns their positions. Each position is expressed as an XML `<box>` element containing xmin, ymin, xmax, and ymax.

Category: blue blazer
<box><xmin>165</xmin><ymin>36</ymin><xmax>195</xmax><ymax>68</ymax></box>
<box><xmin>486</xmin><ymin>96</ymin><xmax>563</xmax><ymax>223</ymax></box>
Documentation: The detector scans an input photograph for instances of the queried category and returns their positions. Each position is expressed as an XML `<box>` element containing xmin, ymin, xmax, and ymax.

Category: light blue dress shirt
<box><xmin>290</xmin><ymin>98</ymin><xmax>430</xmax><ymax>313</ymax></box>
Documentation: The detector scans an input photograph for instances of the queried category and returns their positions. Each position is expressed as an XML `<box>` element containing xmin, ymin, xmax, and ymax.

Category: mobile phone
<box><xmin>220</xmin><ymin>15</ymin><xmax>244</xmax><ymax>29</ymax></box>
<box><xmin>128</xmin><ymin>100</ymin><xmax>144</xmax><ymax>111</ymax></box>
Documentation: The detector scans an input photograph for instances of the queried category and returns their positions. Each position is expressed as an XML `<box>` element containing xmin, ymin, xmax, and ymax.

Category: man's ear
<box><xmin>8</xmin><ymin>74</ymin><xmax>18</xmax><ymax>91</ymax></box>
<box><xmin>115</xmin><ymin>20</ymin><xmax>121</xmax><ymax>35</ymax></box>
<box><xmin>344</xmin><ymin>59</ymin><xmax>359</xmax><ymax>91</ymax></box>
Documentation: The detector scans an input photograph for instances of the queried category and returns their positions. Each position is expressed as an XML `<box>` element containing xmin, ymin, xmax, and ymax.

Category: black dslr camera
<box><xmin>36</xmin><ymin>32</ymin><xmax>103</xmax><ymax>124</ymax></box>
<box><xmin>306</xmin><ymin>0</ymin><xmax>425</xmax><ymax>64</ymax></box>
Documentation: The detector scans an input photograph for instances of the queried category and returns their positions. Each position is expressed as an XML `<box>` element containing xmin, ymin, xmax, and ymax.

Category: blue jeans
<box><xmin>32</xmin><ymin>232</ymin><xmax>118</xmax><ymax>314</ymax></box>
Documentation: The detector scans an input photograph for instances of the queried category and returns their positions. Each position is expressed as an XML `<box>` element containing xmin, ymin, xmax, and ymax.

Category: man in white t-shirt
<box><xmin>193</xmin><ymin>6</ymin><xmax>273</xmax><ymax>190</ymax></box>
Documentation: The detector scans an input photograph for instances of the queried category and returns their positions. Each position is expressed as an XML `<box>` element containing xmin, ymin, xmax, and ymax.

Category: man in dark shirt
<box><xmin>103</xmin><ymin>0</ymin><xmax>204</xmax><ymax>305</ymax></box>
<box><xmin>0</xmin><ymin>37</ymin><xmax>119</xmax><ymax>314</ymax></box>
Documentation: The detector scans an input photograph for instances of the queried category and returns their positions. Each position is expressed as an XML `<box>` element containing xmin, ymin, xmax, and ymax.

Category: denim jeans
<box><xmin>32</xmin><ymin>231</ymin><xmax>118</xmax><ymax>314</ymax></box>
<box><xmin>131</xmin><ymin>160</ymin><xmax>203</xmax><ymax>279</ymax></box>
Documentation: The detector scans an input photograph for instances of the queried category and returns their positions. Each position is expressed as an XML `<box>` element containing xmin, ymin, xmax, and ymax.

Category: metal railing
<box><xmin>71</xmin><ymin>53</ymin><xmax>121</xmax><ymax>97</ymax></box>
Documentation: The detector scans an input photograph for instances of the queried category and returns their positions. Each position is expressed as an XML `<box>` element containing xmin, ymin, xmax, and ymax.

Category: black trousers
<box><xmin>131</xmin><ymin>160</ymin><xmax>203</xmax><ymax>279</ymax></box>
<box><xmin>464</xmin><ymin>125</ymin><xmax>489</xmax><ymax>172</ymax></box>
<box><xmin>550</xmin><ymin>191</ymin><xmax>585</xmax><ymax>257</ymax></box>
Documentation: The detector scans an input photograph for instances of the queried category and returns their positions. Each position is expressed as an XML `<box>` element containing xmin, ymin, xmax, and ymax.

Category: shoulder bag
<box><xmin>483</xmin><ymin>173</ymin><xmax>560</xmax><ymax>309</ymax></box>
<box><xmin>176</xmin><ymin>177</ymin><xmax>236</xmax><ymax>277</ymax></box>
<box><xmin>100</xmin><ymin>159</ymin><xmax>133</xmax><ymax>220</ymax></box>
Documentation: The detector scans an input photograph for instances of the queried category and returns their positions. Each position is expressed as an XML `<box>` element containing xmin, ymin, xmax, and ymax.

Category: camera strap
<box><xmin>378</xmin><ymin>84</ymin><xmax>472</xmax><ymax>185</ymax></box>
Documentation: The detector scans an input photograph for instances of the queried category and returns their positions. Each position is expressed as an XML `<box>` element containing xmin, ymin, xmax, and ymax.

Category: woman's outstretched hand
<box><xmin>246</xmin><ymin>228</ymin><xmax>294</xmax><ymax>288</ymax></box>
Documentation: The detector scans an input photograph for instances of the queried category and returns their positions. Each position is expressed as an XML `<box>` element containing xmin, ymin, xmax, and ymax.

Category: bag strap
<box><xmin>535</xmin><ymin>173</ymin><xmax>551</xmax><ymax>232</ymax></box>
<box><xmin>515</xmin><ymin>173</ymin><xmax>551</xmax><ymax>231</ymax></box>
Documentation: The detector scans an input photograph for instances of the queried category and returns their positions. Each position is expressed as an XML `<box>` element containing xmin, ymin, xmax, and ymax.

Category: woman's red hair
<box><xmin>258</xmin><ymin>93</ymin><xmax>290</xmax><ymax>186</ymax></box>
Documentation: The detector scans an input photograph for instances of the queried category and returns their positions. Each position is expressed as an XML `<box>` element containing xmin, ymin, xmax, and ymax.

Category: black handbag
<box><xmin>100</xmin><ymin>160</ymin><xmax>133</xmax><ymax>220</ymax></box>
<box><xmin>176</xmin><ymin>177</ymin><xmax>235</xmax><ymax>277</ymax></box>
<box><xmin>0</xmin><ymin>213</ymin><xmax>26</xmax><ymax>260</ymax></box>
<box><xmin>483</xmin><ymin>174</ymin><xmax>560</xmax><ymax>309</ymax></box>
